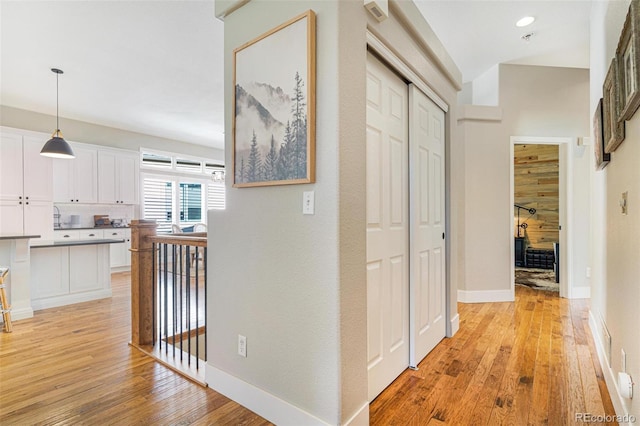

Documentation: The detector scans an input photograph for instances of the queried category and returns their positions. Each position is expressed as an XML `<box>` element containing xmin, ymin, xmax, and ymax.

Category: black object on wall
<box><xmin>514</xmin><ymin>204</ymin><xmax>537</xmax><ymax>238</ymax></box>
<box><xmin>515</xmin><ymin>237</ymin><xmax>526</xmax><ymax>267</ymax></box>
<box><xmin>554</xmin><ymin>242</ymin><xmax>560</xmax><ymax>283</ymax></box>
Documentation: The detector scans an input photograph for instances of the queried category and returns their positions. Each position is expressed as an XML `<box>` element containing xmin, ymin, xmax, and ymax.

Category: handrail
<box><xmin>130</xmin><ymin>219</ymin><xmax>208</xmax><ymax>385</ymax></box>
<box><xmin>148</xmin><ymin>234</ymin><xmax>207</xmax><ymax>247</ymax></box>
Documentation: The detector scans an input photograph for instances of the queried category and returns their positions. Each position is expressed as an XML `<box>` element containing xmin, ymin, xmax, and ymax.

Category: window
<box><xmin>141</xmin><ymin>150</ymin><xmax>226</xmax><ymax>232</ymax></box>
<box><xmin>141</xmin><ymin>152</ymin><xmax>172</xmax><ymax>169</ymax></box>
<box><xmin>176</xmin><ymin>158</ymin><xmax>202</xmax><ymax>173</ymax></box>
<box><xmin>179</xmin><ymin>182</ymin><xmax>202</xmax><ymax>222</ymax></box>
<box><xmin>208</xmin><ymin>181</ymin><xmax>225</xmax><ymax>210</ymax></box>
<box><xmin>142</xmin><ymin>178</ymin><xmax>174</xmax><ymax>234</ymax></box>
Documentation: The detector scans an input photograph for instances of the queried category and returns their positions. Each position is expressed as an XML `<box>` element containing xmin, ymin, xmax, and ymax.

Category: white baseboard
<box><xmin>588</xmin><ymin>310</ymin><xmax>632</xmax><ymax>423</ymax></box>
<box><xmin>457</xmin><ymin>289</ymin><xmax>514</xmax><ymax>303</ymax></box>
<box><xmin>570</xmin><ymin>286</ymin><xmax>590</xmax><ymax>299</ymax></box>
<box><xmin>206</xmin><ymin>363</ymin><xmax>332</xmax><ymax>425</ymax></box>
<box><xmin>343</xmin><ymin>402</ymin><xmax>369</xmax><ymax>426</ymax></box>
<box><xmin>449</xmin><ymin>313</ymin><xmax>460</xmax><ymax>337</ymax></box>
<box><xmin>6</xmin><ymin>306</ymin><xmax>33</xmax><ymax>321</ymax></box>
<box><xmin>31</xmin><ymin>289</ymin><xmax>112</xmax><ymax>311</ymax></box>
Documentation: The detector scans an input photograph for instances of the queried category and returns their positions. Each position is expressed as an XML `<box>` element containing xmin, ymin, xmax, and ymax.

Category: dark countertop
<box><xmin>0</xmin><ymin>235</ymin><xmax>41</xmax><ymax>241</ymax></box>
<box><xmin>54</xmin><ymin>226</ymin><xmax>130</xmax><ymax>231</ymax></box>
<box><xmin>31</xmin><ymin>239</ymin><xmax>125</xmax><ymax>249</ymax></box>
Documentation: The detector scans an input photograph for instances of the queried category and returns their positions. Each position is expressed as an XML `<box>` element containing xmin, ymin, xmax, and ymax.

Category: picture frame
<box><xmin>594</xmin><ymin>98</ymin><xmax>610</xmax><ymax>171</ymax></box>
<box><xmin>617</xmin><ymin>0</ymin><xmax>640</xmax><ymax>121</ymax></box>
<box><xmin>603</xmin><ymin>56</ymin><xmax>625</xmax><ymax>153</ymax></box>
<box><xmin>232</xmin><ymin>10</ymin><xmax>316</xmax><ymax>188</ymax></box>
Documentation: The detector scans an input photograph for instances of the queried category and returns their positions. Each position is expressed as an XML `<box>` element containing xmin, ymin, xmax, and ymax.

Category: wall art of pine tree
<box><xmin>235</xmin><ymin>72</ymin><xmax>308</xmax><ymax>184</ymax></box>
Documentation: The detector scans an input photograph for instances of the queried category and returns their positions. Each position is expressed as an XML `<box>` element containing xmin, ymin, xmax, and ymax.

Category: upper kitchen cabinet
<box><xmin>0</xmin><ymin>129</ymin><xmax>53</xmax><ymax>238</ymax></box>
<box><xmin>97</xmin><ymin>150</ymin><xmax>139</xmax><ymax>204</ymax></box>
<box><xmin>0</xmin><ymin>132</ymin><xmax>24</xmax><ymax>199</ymax></box>
<box><xmin>53</xmin><ymin>145</ymin><xmax>98</xmax><ymax>203</ymax></box>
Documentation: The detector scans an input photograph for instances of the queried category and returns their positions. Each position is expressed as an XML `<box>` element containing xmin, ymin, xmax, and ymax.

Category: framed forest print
<box><xmin>233</xmin><ymin>10</ymin><xmax>316</xmax><ymax>187</ymax></box>
<box><xmin>594</xmin><ymin>98</ymin><xmax>610</xmax><ymax>171</ymax></box>
<box><xmin>617</xmin><ymin>0</ymin><xmax>640</xmax><ymax>121</ymax></box>
<box><xmin>603</xmin><ymin>56</ymin><xmax>625</xmax><ymax>153</ymax></box>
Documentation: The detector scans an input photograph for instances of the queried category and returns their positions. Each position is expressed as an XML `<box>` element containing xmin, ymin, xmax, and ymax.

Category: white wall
<box><xmin>0</xmin><ymin>105</ymin><xmax>223</xmax><ymax>161</ymax></box>
<box><xmin>589</xmin><ymin>0</ymin><xmax>638</xmax><ymax>419</ymax></box>
<box><xmin>458</xmin><ymin>65</ymin><xmax>590</xmax><ymax>299</ymax></box>
<box><xmin>208</xmin><ymin>2</ymin><xmax>364</xmax><ymax>424</ymax></box>
<box><xmin>207</xmin><ymin>0</ymin><xmax>461</xmax><ymax>424</ymax></box>
<box><xmin>472</xmin><ymin>64</ymin><xmax>499</xmax><ymax>106</ymax></box>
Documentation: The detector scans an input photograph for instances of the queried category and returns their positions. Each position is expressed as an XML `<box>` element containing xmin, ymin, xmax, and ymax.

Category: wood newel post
<box><xmin>129</xmin><ymin>219</ymin><xmax>157</xmax><ymax>347</ymax></box>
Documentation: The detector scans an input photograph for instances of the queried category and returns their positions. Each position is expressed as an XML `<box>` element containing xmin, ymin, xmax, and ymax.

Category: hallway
<box><xmin>370</xmin><ymin>285</ymin><xmax>616</xmax><ymax>424</ymax></box>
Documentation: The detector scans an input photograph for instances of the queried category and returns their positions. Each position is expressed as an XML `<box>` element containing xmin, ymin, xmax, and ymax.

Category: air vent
<box><xmin>364</xmin><ymin>0</ymin><xmax>388</xmax><ymax>22</ymax></box>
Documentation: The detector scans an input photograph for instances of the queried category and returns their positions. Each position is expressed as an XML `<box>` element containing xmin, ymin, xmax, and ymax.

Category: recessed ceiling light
<box><xmin>516</xmin><ymin>16</ymin><xmax>535</xmax><ymax>27</ymax></box>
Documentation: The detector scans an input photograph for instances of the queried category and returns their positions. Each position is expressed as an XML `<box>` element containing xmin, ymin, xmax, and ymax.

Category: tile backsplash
<box><xmin>55</xmin><ymin>204</ymin><xmax>138</xmax><ymax>228</ymax></box>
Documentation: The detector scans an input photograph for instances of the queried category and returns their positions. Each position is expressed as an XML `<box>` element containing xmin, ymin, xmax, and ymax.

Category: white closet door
<box><xmin>366</xmin><ymin>53</ymin><xmax>409</xmax><ymax>400</ymax></box>
<box><xmin>409</xmin><ymin>84</ymin><xmax>446</xmax><ymax>367</ymax></box>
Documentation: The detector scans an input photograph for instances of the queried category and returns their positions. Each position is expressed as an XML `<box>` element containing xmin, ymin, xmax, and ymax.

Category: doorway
<box><xmin>366</xmin><ymin>52</ymin><xmax>446</xmax><ymax>400</ymax></box>
<box><xmin>510</xmin><ymin>137</ymin><xmax>572</xmax><ymax>298</ymax></box>
<box><xmin>513</xmin><ymin>143</ymin><xmax>560</xmax><ymax>291</ymax></box>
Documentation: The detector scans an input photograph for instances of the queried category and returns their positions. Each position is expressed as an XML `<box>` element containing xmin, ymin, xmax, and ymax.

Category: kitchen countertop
<box><xmin>31</xmin><ymin>239</ymin><xmax>125</xmax><ymax>248</ymax></box>
<box><xmin>54</xmin><ymin>226</ymin><xmax>130</xmax><ymax>231</ymax></box>
<box><xmin>0</xmin><ymin>234</ymin><xmax>41</xmax><ymax>241</ymax></box>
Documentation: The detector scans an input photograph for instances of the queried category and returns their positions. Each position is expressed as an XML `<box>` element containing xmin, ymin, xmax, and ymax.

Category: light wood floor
<box><xmin>370</xmin><ymin>285</ymin><xmax>617</xmax><ymax>425</ymax></box>
<box><xmin>1</xmin><ymin>275</ymin><xmax>615</xmax><ymax>425</ymax></box>
<box><xmin>0</xmin><ymin>272</ymin><xmax>271</xmax><ymax>426</ymax></box>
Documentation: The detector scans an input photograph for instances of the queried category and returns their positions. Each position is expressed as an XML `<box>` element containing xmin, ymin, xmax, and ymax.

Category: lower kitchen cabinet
<box><xmin>30</xmin><ymin>244</ymin><xmax>111</xmax><ymax>310</ymax></box>
<box><xmin>105</xmin><ymin>228</ymin><xmax>131</xmax><ymax>269</ymax></box>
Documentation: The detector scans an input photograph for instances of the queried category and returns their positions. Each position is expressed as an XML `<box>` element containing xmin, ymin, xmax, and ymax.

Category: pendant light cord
<box><xmin>56</xmin><ymin>71</ymin><xmax>59</xmax><ymax>132</ymax></box>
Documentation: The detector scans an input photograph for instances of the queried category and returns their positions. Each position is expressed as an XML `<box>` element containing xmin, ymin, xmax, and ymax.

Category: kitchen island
<box><xmin>30</xmin><ymin>236</ymin><xmax>124</xmax><ymax>311</ymax></box>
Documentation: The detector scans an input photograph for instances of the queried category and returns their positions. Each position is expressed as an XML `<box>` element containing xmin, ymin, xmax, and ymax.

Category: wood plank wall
<box><xmin>514</xmin><ymin>144</ymin><xmax>559</xmax><ymax>250</ymax></box>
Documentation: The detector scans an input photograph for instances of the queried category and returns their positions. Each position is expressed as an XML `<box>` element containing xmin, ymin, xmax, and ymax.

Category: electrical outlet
<box><xmin>586</xmin><ymin>267</ymin><xmax>591</xmax><ymax>278</ymax></box>
<box><xmin>622</xmin><ymin>349</ymin><xmax>627</xmax><ymax>373</ymax></box>
<box><xmin>238</xmin><ymin>334</ymin><xmax>247</xmax><ymax>357</ymax></box>
<box><xmin>620</xmin><ymin>191</ymin><xmax>628</xmax><ymax>215</ymax></box>
<box><xmin>303</xmin><ymin>191</ymin><xmax>315</xmax><ymax>215</ymax></box>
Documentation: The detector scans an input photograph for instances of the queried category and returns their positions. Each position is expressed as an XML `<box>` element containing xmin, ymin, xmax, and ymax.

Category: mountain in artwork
<box><xmin>235</xmin><ymin>83</ymin><xmax>286</xmax><ymax>152</ymax></box>
<box><xmin>234</xmin><ymin>72</ymin><xmax>308</xmax><ymax>184</ymax></box>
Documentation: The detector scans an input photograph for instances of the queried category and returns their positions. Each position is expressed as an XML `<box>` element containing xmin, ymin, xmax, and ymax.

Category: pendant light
<box><xmin>40</xmin><ymin>68</ymin><xmax>75</xmax><ymax>159</ymax></box>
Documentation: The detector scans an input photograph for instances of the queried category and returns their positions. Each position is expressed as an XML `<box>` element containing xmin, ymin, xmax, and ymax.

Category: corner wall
<box><xmin>208</xmin><ymin>0</ymin><xmax>461</xmax><ymax>424</ymax></box>
<box><xmin>208</xmin><ymin>2</ymin><xmax>365</xmax><ymax>424</ymax></box>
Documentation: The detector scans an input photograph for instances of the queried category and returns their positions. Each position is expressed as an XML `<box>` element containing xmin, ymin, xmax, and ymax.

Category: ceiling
<box><xmin>1</xmin><ymin>1</ymin><xmax>591</xmax><ymax>151</ymax></box>
<box><xmin>414</xmin><ymin>0</ymin><xmax>592</xmax><ymax>83</ymax></box>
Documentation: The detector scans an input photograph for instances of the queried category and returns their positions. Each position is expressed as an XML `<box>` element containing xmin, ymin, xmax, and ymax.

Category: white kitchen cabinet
<box><xmin>0</xmin><ymin>132</ymin><xmax>23</xmax><ymax>199</ymax></box>
<box><xmin>98</xmin><ymin>150</ymin><xmax>139</xmax><ymax>204</ymax></box>
<box><xmin>22</xmin><ymin>136</ymin><xmax>54</xmax><ymax>201</ymax></box>
<box><xmin>24</xmin><ymin>201</ymin><xmax>54</xmax><ymax>236</ymax></box>
<box><xmin>30</xmin><ymin>243</ymin><xmax>111</xmax><ymax>311</ymax></box>
<box><xmin>0</xmin><ymin>200</ymin><xmax>24</xmax><ymax>235</ymax></box>
<box><xmin>69</xmin><ymin>245</ymin><xmax>106</xmax><ymax>293</ymax></box>
<box><xmin>54</xmin><ymin>230</ymin><xmax>80</xmax><ymax>241</ymax></box>
<box><xmin>0</xmin><ymin>130</ymin><xmax>53</xmax><ymax>239</ymax></box>
<box><xmin>79</xmin><ymin>229</ymin><xmax>104</xmax><ymax>239</ymax></box>
<box><xmin>53</xmin><ymin>145</ymin><xmax>98</xmax><ymax>203</ymax></box>
<box><xmin>106</xmin><ymin>228</ymin><xmax>130</xmax><ymax>269</ymax></box>
<box><xmin>30</xmin><ymin>246</ymin><xmax>69</xmax><ymax>300</ymax></box>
